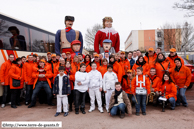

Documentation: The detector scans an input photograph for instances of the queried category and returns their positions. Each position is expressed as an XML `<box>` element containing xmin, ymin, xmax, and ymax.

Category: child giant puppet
<box><xmin>94</xmin><ymin>17</ymin><xmax>120</xmax><ymax>54</ymax></box>
<box><xmin>55</xmin><ymin>16</ymin><xmax>83</xmax><ymax>55</ymax></box>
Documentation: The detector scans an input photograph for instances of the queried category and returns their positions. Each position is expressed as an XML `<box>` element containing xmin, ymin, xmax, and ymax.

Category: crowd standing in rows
<box><xmin>0</xmin><ymin>47</ymin><xmax>191</xmax><ymax>118</ymax></box>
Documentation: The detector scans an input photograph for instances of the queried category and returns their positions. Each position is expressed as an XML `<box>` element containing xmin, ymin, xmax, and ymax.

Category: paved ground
<box><xmin>1</xmin><ymin>88</ymin><xmax>194</xmax><ymax>129</ymax></box>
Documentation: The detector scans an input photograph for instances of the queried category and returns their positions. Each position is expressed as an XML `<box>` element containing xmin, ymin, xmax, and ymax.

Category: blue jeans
<box><xmin>169</xmin><ymin>97</ymin><xmax>176</xmax><ymax>108</ymax></box>
<box><xmin>176</xmin><ymin>88</ymin><xmax>187</xmax><ymax>106</ymax></box>
<box><xmin>31</xmin><ymin>81</ymin><xmax>52</xmax><ymax>105</ymax></box>
<box><xmin>135</xmin><ymin>95</ymin><xmax>147</xmax><ymax>113</ymax></box>
<box><xmin>127</xmin><ymin>94</ymin><xmax>136</xmax><ymax>104</ymax></box>
<box><xmin>110</xmin><ymin>103</ymin><xmax>126</xmax><ymax>116</ymax></box>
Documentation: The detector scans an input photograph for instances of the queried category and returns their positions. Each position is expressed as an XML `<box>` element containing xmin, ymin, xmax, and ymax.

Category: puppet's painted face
<box><xmin>103</xmin><ymin>42</ymin><xmax>111</xmax><ymax>51</ymax></box>
<box><xmin>65</xmin><ymin>20</ymin><xmax>74</xmax><ymax>27</ymax></box>
<box><xmin>105</xmin><ymin>20</ymin><xmax>112</xmax><ymax>28</ymax></box>
<box><xmin>72</xmin><ymin>44</ymin><xmax>81</xmax><ymax>52</ymax></box>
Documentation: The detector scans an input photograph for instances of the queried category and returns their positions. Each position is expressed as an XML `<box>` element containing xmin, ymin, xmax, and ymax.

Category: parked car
<box><xmin>183</xmin><ymin>58</ymin><xmax>194</xmax><ymax>89</ymax></box>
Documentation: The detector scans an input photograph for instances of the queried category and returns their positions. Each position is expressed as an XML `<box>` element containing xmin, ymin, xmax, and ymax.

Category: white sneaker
<box><xmin>99</xmin><ymin>109</ymin><xmax>104</xmax><ymax>113</ymax></box>
<box><xmin>8</xmin><ymin>102</ymin><xmax>11</xmax><ymax>105</ymax></box>
<box><xmin>88</xmin><ymin>109</ymin><xmax>94</xmax><ymax>113</ymax></box>
<box><xmin>106</xmin><ymin>109</ymin><xmax>109</xmax><ymax>113</ymax></box>
<box><xmin>1</xmin><ymin>104</ymin><xmax>5</xmax><ymax>108</ymax></box>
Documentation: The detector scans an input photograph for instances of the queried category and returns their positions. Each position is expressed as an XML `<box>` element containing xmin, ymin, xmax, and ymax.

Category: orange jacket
<box><xmin>93</xmin><ymin>61</ymin><xmax>101</xmax><ymax>69</ymax></box>
<box><xmin>121</xmin><ymin>75</ymin><xmax>133</xmax><ymax>94</ymax></box>
<box><xmin>23</xmin><ymin>61</ymin><xmax>35</xmax><ymax>85</ymax></box>
<box><xmin>154</xmin><ymin>59</ymin><xmax>172</xmax><ymax>80</ymax></box>
<box><xmin>0</xmin><ymin>60</ymin><xmax>12</xmax><ymax>85</ymax></box>
<box><xmin>171</xmin><ymin>65</ymin><xmax>191</xmax><ymax>88</ymax></box>
<box><xmin>132</xmin><ymin>61</ymin><xmax>150</xmax><ymax>75</ymax></box>
<box><xmin>98</xmin><ymin>64</ymin><xmax>107</xmax><ymax>77</ymax></box>
<box><xmin>144</xmin><ymin>52</ymin><xmax>157</xmax><ymax>68</ymax></box>
<box><xmin>47</xmin><ymin>61</ymin><xmax>59</xmax><ymax>83</ymax></box>
<box><xmin>148</xmin><ymin>74</ymin><xmax>161</xmax><ymax>92</ymax></box>
<box><xmin>131</xmin><ymin>75</ymin><xmax>151</xmax><ymax>94</ymax></box>
<box><xmin>167</xmin><ymin>54</ymin><xmax>184</xmax><ymax>68</ymax></box>
<box><xmin>112</xmin><ymin>61</ymin><xmax>123</xmax><ymax>82</ymax></box>
<box><xmin>71</xmin><ymin>62</ymin><xmax>80</xmax><ymax>72</ymax></box>
<box><xmin>159</xmin><ymin>81</ymin><xmax>177</xmax><ymax>100</ymax></box>
<box><xmin>119</xmin><ymin>58</ymin><xmax>131</xmax><ymax>76</ymax></box>
<box><xmin>64</xmin><ymin>68</ymin><xmax>75</xmax><ymax>90</ymax></box>
<box><xmin>85</xmin><ymin>61</ymin><xmax>92</xmax><ymax>73</ymax></box>
<box><xmin>32</xmin><ymin>65</ymin><xmax>53</xmax><ymax>89</ymax></box>
<box><xmin>54</xmin><ymin>63</ymin><xmax>66</xmax><ymax>78</ymax></box>
<box><xmin>9</xmin><ymin>64</ymin><xmax>24</xmax><ymax>89</ymax></box>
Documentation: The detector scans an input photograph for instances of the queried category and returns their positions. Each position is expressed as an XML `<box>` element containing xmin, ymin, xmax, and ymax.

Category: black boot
<box><xmin>75</xmin><ymin>109</ymin><xmax>79</xmax><ymax>114</ymax></box>
<box><xmin>11</xmin><ymin>105</ymin><xmax>17</xmax><ymax>108</ymax></box>
<box><xmin>81</xmin><ymin>108</ymin><xmax>86</xmax><ymax>114</ymax></box>
<box><xmin>69</xmin><ymin>105</ymin><xmax>73</xmax><ymax>112</ymax></box>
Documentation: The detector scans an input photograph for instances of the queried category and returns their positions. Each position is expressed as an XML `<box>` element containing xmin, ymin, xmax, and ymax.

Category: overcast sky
<box><xmin>1</xmin><ymin>0</ymin><xmax>194</xmax><ymax>50</ymax></box>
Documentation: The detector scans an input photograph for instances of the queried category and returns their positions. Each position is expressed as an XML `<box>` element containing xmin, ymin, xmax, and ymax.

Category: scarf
<box><xmin>65</xmin><ymin>27</ymin><xmax>72</xmax><ymax>32</ymax></box>
<box><xmin>114</xmin><ymin>89</ymin><xmax>123</xmax><ymax>104</ymax></box>
<box><xmin>109</xmin><ymin>60</ymin><xmax>115</xmax><ymax>65</ymax></box>
<box><xmin>158</xmin><ymin>58</ymin><xmax>165</xmax><ymax>63</ymax></box>
<box><xmin>175</xmin><ymin>65</ymin><xmax>182</xmax><ymax>72</ymax></box>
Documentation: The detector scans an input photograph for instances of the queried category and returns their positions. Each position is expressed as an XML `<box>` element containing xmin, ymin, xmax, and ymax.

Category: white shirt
<box><xmin>132</xmin><ymin>56</ymin><xmax>138</xmax><ymax>62</ymax></box>
<box><xmin>103</xmin><ymin>71</ymin><xmax>118</xmax><ymax>91</ymax></box>
<box><xmin>88</xmin><ymin>70</ymin><xmax>102</xmax><ymax>88</ymax></box>
<box><xmin>74</xmin><ymin>71</ymin><xmax>89</xmax><ymax>92</ymax></box>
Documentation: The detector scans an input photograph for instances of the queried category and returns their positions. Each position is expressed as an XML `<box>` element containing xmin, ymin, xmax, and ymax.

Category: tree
<box><xmin>173</xmin><ymin>0</ymin><xmax>194</xmax><ymax>17</ymax></box>
<box><xmin>85</xmin><ymin>24</ymin><xmax>103</xmax><ymax>50</ymax></box>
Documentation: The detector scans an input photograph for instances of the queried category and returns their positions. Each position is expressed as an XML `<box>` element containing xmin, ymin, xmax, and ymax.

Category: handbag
<box><xmin>12</xmin><ymin>68</ymin><xmax>22</xmax><ymax>87</ymax></box>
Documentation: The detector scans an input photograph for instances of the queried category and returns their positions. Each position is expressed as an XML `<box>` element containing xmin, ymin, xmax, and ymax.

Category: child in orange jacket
<box><xmin>131</xmin><ymin>67</ymin><xmax>150</xmax><ymax>116</ymax></box>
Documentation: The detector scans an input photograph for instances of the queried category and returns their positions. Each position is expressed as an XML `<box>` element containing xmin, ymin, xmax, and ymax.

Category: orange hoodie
<box><xmin>167</xmin><ymin>54</ymin><xmax>184</xmax><ymax>68</ymax></box>
<box><xmin>9</xmin><ymin>64</ymin><xmax>24</xmax><ymax>89</ymax></box>
<box><xmin>98</xmin><ymin>64</ymin><xmax>107</xmax><ymax>77</ymax></box>
<box><xmin>154</xmin><ymin>59</ymin><xmax>172</xmax><ymax>80</ymax></box>
<box><xmin>131</xmin><ymin>74</ymin><xmax>151</xmax><ymax>94</ymax></box>
<box><xmin>148</xmin><ymin>74</ymin><xmax>161</xmax><ymax>92</ymax></box>
<box><xmin>23</xmin><ymin>60</ymin><xmax>35</xmax><ymax>85</ymax></box>
<box><xmin>121</xmin><ymin>75</ymin><xmax>133</xmax><ymax>94</ymax></box>
<box><xmin>159</xmin><ymin>81</ymin><xmax>177</xmax><ymax>100</ymax></box>
<box><xmin>144</xmin><ymin>52</ymin><xmax>157</xmax><ymax>68</ymax></box>
<box><xmin>119</xmin><ymin>58</ymin><xmax>131</xmax><ymax>76</ymax></box>
<box><xmin>132</xmin><ymin>61</ymin><xmax>150</xmax><ymax>75</ymax></box>
<box><xmin>0</xmin><ymin>60</ymin><xmax>12</xmax><ymax>86</ymax></box>
<box><xmin>71</xmin><ymin>62</ymin><xmax>80</xmax><ymax>72</ymax></box>
<box><xmin>171</xmin><ymin>65</ymin><xmax>191</xmax><ymax>88</ymax></box>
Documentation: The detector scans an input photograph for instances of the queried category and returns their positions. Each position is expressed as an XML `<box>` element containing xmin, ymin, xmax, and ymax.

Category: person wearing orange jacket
<box><xmin>84</xmin><ymin>54</ymin><xmax>92</xmax><ymax>73</ymax></box>
<box><xmin>148</xmin><ymin>68</ymin><xmax>161</xmax><ymax>105</ymax></box>
<box><xmin>121</xmin><ymin>69</ymin><xmax>136</xmax><ymax>105</ymax></box>
<box><xmin>154</xmin><ymin>53</ymin><xmax>172</xmax><ymax>80</ymax></box>
<box><xmin>28</xmin><ymin>59</ymin><xmax>54</xmax><ymax>108</ymax></box>
<box><xmin>131</xmin><ymin>67</ymin><xmax>150</xmax><ymax>116</ymax></box>
<box><xmin>23</xmin><ymin>55</ymin><xmax>36</xmax><ymax>105</ymax></box>
<box><xmin>144</xmin><ymin>48</ymin><xmax>157</xmax><ymax>69</ymax></box>
<box><xmin>167</xmin><ymin>48</ymin><xmax>184</xmax><ymax>68</ymax></box>
<box><xmin>8</xmin><ymin>57</ymin><xmax>24</xmax><ymax>108</ymax></box>
<box><xmin>109</xmin><ymin>55</ymin><xmax>123</xmax><ymax>82</ymax></box>
<box><xmin>54</xmin><ymin>58</ymin><xmax>66</xmax><ymax>78</ymax></box>
<box><xmin>119</xmin><ymin>51</ymin><xmax>131</xmax><ymax>76</ymax></box>
<box><xmin>158</xmin><ymin>72</ymin><xmax>177</xmax><ymax>110</ymax></box>
<box><xmin>98</xmin><ymin>58</ymin><xmax>108</xmax><ymax>77</ymax></box>
<box><xmin>132</xmin><ymin>55</ymin><xmax>149</xmax><ymax>76</ymax></box>
<box><xmin>93</xmin><ymin>54</ymin><xmax>101</xmax><ymax>69</ymax></box>
<box><xmin>0</xmin><ymin>54</ymin><xmax>14</xmax><ymax>108</ymax></box>
<box><xmin>171</xmin><ymin>58</ymin><xmax>191</xmax><ymax>107</ymax></box>
<box><xmin>71</xmin><ymin>55</ymin><xmax>80</xmax><ymax>72</ymax></box>
<box><xmin>66</xmin><ymin>52</ymin><xmax>72</xmax><ymax>63</ymax></box>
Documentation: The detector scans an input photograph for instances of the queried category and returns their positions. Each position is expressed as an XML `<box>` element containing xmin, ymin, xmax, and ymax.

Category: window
<box><xmin>157</xmin><ymin>32</ymin><xmax>161</xmax><ymax>37</ymax></box>
<box><xmin>158</xmin><ymin>42</ymin><xmax>162</xmax><ymax>48</ymax></box>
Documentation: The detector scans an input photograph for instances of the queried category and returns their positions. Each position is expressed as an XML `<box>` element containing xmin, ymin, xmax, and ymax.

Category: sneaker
<box><xmin>142</xmin><ymin>112</ymin><xmax>146</xmax><ymax>115</ymax></box>
<box><xmin>99</xmin><ymin>109</ymin><xmax>104</xmax><ymax>113</ymax></box>
<box><xmin>11</xmin><ymin>105</ymin><xmax>17</xmax><ymax>108</ymax></box>
<box><xmin>81</xmin><ymin>110</ymin><xmax>86</xmax><ymax>114</ymax></box>
<box><xmin>136</xmin><ymin>112</ymin><xmax>140</xmax><ymax>116</ymax></box>
<box><xmin>28</xmin><ymin>104</ymin><xmax>35</xmax><ymax>108</ymax></box>
<box><xmin>88</xmin><ymin>109</ymin><xmax>94</xmax><ymax>113</ymax></box>
<box><xmin>25</xmin><ymin>102</ymin><xmax>29</xmax><ymax>105</ymax></box>
<box><xmin>75</xmin><ymin>111</ymin><xmax>79</xmax><ymax>114</ymax></box>
<box><xmin>171</xmin><ymin>107</ymin><xmax>175</xmax><ymax>110</ymax></box>
<box><xmin>120</xmin><ymin>113</ymin><xmax>125</xmax><ymax>119</ymax></box>
<box><xmin>176</xmin><ymin>103</ymin><xmax>180</xmax><ymax>106</ymax></box>
<box><xmin>106</xmin><ymin>109</ymin><xmax>109</xmax><ymax>113</ymax></box>
<box><xmin>8</xmin><ymin>102</ymin><xmax>11</xmax><ymax>105</ymax></box>
<box><xmin>54</xmin><ymin>112</ymin><xmax>60</xmax><ymax>117</ymax></box>
<box><xmin>183</xmin><ymin>104</ymin><xmax>188</xmax><ymax>107</ymax></box>
<box><xmin>64</xmin><ymin>112</ymin><xmax>68</xmax><ymax>117</ymax></box>
<box><xmin>1</xmin><ymin>104</ymin><xmax>5</xmax><ymax>108</ymax></box>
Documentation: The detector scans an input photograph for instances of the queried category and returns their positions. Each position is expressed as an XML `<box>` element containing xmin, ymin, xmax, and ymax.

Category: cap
<box><xmin>148</xmin><ymin>48</ymin><xmax>154</xmax><ymax>51</ymax></box>
<box><xmin>71</xmin><ymin>40</ymin><xmax>81</xmax><ymax>46</ymax></box>
<box><xmin>40</xmin><ymin>59</ymin><xmax>46</xmax><ymax>63</ymax></box>
<box><xmin>65</xmin><ymin>16</ymin><xmax>74</xmax><ymax>22</ymax></box>
<box><xmin>170</xmin><ymin>48</ymin><xmax>176</xmax><ymax>52</ymax></box>
<box><xmin>47</xmin><ymin>52</ymin><xmax>51</xmax><ymax>55</ymax></box>
<box><xmin>127</xmin><ymin>70</ymin><xmax>132</xmax><ymax>73</ymax></box>
<box><xmin>94</xmin><ymin>54</ymin><xmax>99</xmax><ymax>57</ymax></box>
<box><xmin>174</xmin><ymin>58</ymin><xmax>181</xmax><ymax>63</ymax></box>
<box><xmin>51</xmin><ymin>54</ymin><xmax>56</xmax><ymax>58</ymax></box>
<box><xmin>66</xmin><ymin>52</ymin><xmax>71</xmax><ymax>55</ymax></box>
<box><xmin>121</xmin><ymin>51</ymin><xmax>125</xmax><ymax>54</ymax></box>
<box><xmin>103</xmin><ymin>39</ymin><xmax>112</xmax><ymax>43</ymax></box>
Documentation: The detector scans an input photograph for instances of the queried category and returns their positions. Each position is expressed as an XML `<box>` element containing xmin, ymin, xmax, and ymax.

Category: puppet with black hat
<box><xmin>55</xmin><ymin>16</ymin><xmax>83</xmax><ymax>55</ymax></box>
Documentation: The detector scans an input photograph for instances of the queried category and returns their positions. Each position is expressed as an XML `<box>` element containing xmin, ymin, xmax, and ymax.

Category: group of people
<box><xmin>0</xmin><ymin>47</ymin><xmax>191</xmax><ymax>119</ymax></box>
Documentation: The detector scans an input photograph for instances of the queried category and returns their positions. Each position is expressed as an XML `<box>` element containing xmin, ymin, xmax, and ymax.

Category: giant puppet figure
<box><xmin>94</xmin><ymin>17</ymin><xmax>120</xmax><ymax>54</ymax></box>
<box><xmin>55</xmin><ymin>16</ymin><xmax>83</xmax><ymax>55</ymax></box>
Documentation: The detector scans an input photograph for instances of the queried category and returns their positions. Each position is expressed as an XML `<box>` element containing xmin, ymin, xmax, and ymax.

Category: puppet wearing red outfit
<box><xmin>94</xmin><ymin>17</ymin><xmax>120</xmax><ymax>54</ymax></box>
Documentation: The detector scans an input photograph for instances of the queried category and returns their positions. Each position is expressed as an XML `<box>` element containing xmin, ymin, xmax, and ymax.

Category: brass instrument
<box><xmin>162</xmin><ymin>86</ymin><xmax>166</xmax><ymax>112</ymax></box>
<box><xmin>148</xmin><ymin>80</ymin><xmax>156</xmax><ymax>103</ymax></box>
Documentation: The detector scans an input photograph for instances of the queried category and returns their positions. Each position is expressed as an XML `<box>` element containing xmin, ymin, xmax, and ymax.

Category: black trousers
<box><xmin>2</xmin><ymin>86</ymin><xmax>11</xmax><ymax>104</ymax></box>
<box><xmin>74</xmin><ymin>90</ymin><xmax>86</xmax><ymax>111</ymax></box>
<box><xmin>25</xmin><ymin>85</ymin><xmax>33</xmax><ymax>103</ymax></box>
<box><xmin>68</xmin><ymin>90</ymin><xmax>74</xmax><ymax>108</ymax></box>
<box><xmin>11</xmin><ymin>89</ymin><xmax>21</xmax><ymax>106</ymax></box>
